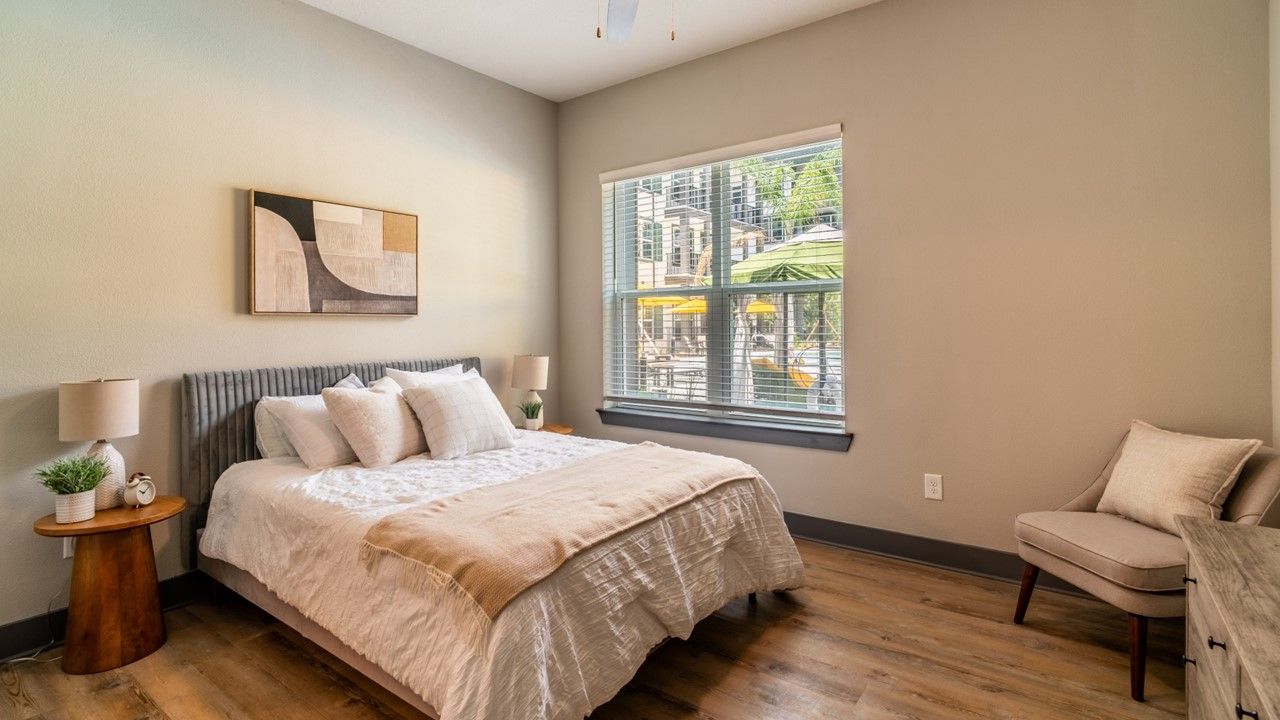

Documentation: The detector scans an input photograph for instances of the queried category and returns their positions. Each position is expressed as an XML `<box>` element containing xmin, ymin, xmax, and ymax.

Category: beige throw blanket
<box><xmin>359</xmin><ymin>442</ymin><xmax>759</xmax><ymax>640</ymax></box>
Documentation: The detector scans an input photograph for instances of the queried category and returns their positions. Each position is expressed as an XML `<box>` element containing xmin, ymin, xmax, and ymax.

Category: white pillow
<box><xmin>322</xmin><ymin>380</ymin><xmax>427</xmax><ymax>468</ymax></box>
<box><xmin>416</xmin><ymin>367</ymin><xmax>479</xmax><ymax>387</ymax></box>
<box><xmin>403</xmin><ymin>376</ymin><xmax>515</xmax><ymax>460</ymax></box>
<box><xmin>255</xmin><ymin>373</ymin><xmax>363</xmax><ymax>458</ymax></box>
<box><xmin>261</xmin><ymin>389</ymin><xmax>367</xmax><ymax>469</ymax></box>
<box><xmin>385</xmin><ymin>364</ymin><xmax>465</xmax><ymax>389</ymax></box>
<box><xmin>1097</xmin><ymin>420</ymin><xmax>1262</xmax><ymax>534</ymax></box>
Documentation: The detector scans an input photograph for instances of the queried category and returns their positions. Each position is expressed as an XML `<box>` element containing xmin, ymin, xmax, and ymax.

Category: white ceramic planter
<box><xmin>524</xmin><ymin>417</ymin><xmax>544</xmax><ymax>431</ymax></box>
<box><xmin>55</xmin><ymin>490</ymin><xmax>96</xmax><ymax>524</ymax></box>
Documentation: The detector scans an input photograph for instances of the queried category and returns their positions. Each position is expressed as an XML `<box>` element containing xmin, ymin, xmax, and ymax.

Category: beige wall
<box><xmin>559</xmin><ymin>0</ymin><xmax>1271</xmax><ymax>552</ymax></box>
<box><xmin>1273</xmin><ymin>0</ymin><xmax>1280</xmax><ymax>449</ymax></box>
<box><xmin>0</xmin><ymin>0</ymin><xmax>557</xmax><ymax>626</ymax></box>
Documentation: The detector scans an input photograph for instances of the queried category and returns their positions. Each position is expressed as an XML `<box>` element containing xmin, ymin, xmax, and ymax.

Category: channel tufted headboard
<box><xmin>179</xmin><ymin>356</ymin><xmax>481</xmax><ymax>567</ymax></box>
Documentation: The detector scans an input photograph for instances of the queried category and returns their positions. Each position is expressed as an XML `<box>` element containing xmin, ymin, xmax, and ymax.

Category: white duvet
<box><xmin>200</xmin><ymin>430</ymin><xmax>804</xmax><ymax>720</ymax></box>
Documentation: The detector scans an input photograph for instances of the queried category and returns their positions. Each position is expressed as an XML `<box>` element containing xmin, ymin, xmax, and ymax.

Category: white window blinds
<box><xmin>602</xmin><ymin>135</ymin><xmax>845</xmax><ymax>427</ymax></box>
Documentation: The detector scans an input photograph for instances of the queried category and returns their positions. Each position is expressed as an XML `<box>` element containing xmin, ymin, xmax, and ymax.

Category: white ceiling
<box><xmin>297</xmin><ymin>0</ymin><xmax>882</xmax><ymax>102</ymax></box>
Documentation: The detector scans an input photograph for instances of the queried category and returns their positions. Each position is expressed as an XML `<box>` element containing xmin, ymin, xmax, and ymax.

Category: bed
<box><xmin>182</xmin><ymin>357</ymin><xmax>805</xmax><ymax>720</ymax></box>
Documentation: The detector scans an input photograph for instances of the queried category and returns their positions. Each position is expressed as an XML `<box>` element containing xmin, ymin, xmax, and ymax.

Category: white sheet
<box><xmin>200</xmin><ymin>430</ymin><xmax>804</xmax><ymax>720</ymax></box>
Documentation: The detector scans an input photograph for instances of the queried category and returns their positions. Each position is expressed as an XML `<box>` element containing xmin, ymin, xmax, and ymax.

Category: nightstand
<box><xmin>541</xmin><ymin>423</ymin><xmax>574</xmax><ymax>435</ymax></box>
<box><xmin>33</xmin><ymin>495</ymin><xmax>185</xmax><ymax>674</ymax></box>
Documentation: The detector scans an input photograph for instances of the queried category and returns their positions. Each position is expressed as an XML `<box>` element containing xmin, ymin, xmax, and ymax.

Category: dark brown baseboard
<box><xmin>784</xmin><ymin>512</ymin><xmax>1083</xmax><ymax>595</ymax></box>
<box><xmin>0</xmin><ymin>571</ymin><xmax>206</xmax><ymax>662</ymax></box>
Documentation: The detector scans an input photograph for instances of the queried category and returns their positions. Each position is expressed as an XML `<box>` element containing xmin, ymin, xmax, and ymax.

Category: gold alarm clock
<box><xmin>125</xmin><ymin>473</ymin><xmax>157</xmax><ymax>508</ymax></box>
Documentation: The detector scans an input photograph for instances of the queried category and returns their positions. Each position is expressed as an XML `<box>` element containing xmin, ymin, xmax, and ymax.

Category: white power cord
<box><xmin>2</xmin><ymin>576</ymin><xmax>71</xmax><ymax>665</ymax></box>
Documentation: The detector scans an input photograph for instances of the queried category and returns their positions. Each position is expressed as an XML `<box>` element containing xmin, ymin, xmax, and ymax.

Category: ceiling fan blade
<box><xmin>606</xmin><ymin>0</ymin><xmax>639</xmax><ymax>42</ymax></box>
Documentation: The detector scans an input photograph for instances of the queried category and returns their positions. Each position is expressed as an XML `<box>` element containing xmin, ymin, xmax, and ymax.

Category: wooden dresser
<box><xmin>1179</xmin><ymin>517</ymin><xmax>1280</xmax><ymax>720</ymax></box>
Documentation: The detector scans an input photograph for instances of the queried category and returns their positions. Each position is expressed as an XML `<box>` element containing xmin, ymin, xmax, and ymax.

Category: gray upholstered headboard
<box><xmin>179</xmin><ymin>356</ymin><xmax>481</xmax><ymax>566</ymax></box>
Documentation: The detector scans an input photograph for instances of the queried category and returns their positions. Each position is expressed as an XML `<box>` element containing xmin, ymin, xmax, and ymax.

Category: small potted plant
<box><xmin>517</xmin><ymin>400</ymin><xmax>544</xmax><ymax>431</ymax></box>
<box><xmin>36</xmin><ymin>455</ymin><xmax>109</xmax><ymax>524</ymax></box>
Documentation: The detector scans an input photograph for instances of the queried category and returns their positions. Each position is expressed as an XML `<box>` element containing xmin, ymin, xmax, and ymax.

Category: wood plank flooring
<box><xmin>1</xmin><ymin>539</ymin><xmax>1185</xmax><ymax>719</ymax></box>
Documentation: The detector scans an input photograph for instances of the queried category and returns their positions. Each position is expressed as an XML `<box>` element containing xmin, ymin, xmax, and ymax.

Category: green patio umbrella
<box><xmin>730</xmin><ymin>224</ymin><xmax>843</xmax><ymax>284</ymax></box>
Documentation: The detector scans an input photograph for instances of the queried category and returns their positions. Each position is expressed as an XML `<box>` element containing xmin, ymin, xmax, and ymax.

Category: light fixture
<box><xmin>58</xmin><ymin>378</ymin><xmax>139</xmax><ymax>510</ymax></box>
<box><xmin>512</xmin><ymin>355</ymin><xmax>550</xmax><ymax>429</ymax></box>
<box><xmin>595</xmin><ymin>0</ymin><xmax>677</xmax><ymax>42</ymax></box>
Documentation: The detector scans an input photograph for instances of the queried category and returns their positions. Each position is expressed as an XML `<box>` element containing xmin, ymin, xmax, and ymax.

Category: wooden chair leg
<box><xmin>1013</xmin><ymin>562</ymin><xmax>1039</xmax><ymax>624</ymax></box>
<box><xmin>1129</xmin><ymin>614</ymin><xmax>1148</xmax><ymax>702</ymax></box>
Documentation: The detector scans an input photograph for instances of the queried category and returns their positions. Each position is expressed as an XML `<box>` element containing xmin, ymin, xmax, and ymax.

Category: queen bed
<box><xmin>182</xmin><ymin>357</ymin><xmax>804</xmax><ymax>720</ymax></box>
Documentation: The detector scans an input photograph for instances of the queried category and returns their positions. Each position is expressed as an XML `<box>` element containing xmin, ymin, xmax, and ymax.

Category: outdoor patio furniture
<box><xmin>750</xmin><ymin>357</ymin><xmax>807</xmax><ymax>406</ymax></box>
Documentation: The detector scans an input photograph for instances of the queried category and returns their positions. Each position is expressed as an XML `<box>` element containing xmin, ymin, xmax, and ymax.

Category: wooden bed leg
<box><xmin>748</xmin><ymin>592</ymin><xmax>758</xmax><ymax>604</ymax></box>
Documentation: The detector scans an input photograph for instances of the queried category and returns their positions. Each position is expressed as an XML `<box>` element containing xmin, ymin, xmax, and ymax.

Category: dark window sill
<box><xmin>596</xmin><ymin>407</ymin><xmax>852</xmax><ymax>452</ymax></box>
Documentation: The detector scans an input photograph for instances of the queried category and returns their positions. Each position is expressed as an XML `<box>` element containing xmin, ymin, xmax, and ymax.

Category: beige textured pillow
<box><xmin>1097</xmin><ymin>420</ymin><xmax>1261</xmax><ymax>534</ymax></box>
<box><xmin>322</xmin><ymin>379</ymin><xmax>427</xmax><ymax>468</ymax></box>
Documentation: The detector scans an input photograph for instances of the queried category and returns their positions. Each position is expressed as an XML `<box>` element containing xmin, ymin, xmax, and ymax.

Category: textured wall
<box><xmin>0</xmin><ymin>0</ymin><xmax>558</xmax><ymax>626</ymax></box>
<box><xmin>558</xmin><ymin>0</ymin><xmax>1271</xmax><ymax>551</ymax></box>
<box><xmin>1272</xmin><ymin>0</ymin><xmax>1280</xmax><ymax>449</ymax></box>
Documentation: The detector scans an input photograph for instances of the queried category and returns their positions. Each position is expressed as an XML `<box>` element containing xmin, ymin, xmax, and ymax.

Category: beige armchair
<box><xmin>1012</xmin><ymin>436</ymin><xmax>1280</xmax><ymax>701</ymax></box>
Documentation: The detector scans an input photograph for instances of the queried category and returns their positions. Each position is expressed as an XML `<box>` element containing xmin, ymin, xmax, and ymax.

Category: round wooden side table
<box><xmin>33</xmin><ymin>495</ymin><xmax>185</xmax><ymax>674</ymax></box>
<box><xmin>540</xmin><ymin>423</ymin><xmax>574</xmax><ymax>435</ymax></box>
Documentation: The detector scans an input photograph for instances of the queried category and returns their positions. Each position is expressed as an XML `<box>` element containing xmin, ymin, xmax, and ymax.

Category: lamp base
<box><xmin>88</xmin><ymin>440</ymin><xmax>125</xmax><ymax>510</ymax></box>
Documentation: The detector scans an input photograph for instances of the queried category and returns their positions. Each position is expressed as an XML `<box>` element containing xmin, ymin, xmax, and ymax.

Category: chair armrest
<box><xmin>1057</xmin><ymin>433</ymin><xmax>1129</xmax><ymax>512</ymax></box>
<box><xmin>1225</xmin><ymin>446</ymin><xmax>1280</xmax><ymax>527</ymax></box>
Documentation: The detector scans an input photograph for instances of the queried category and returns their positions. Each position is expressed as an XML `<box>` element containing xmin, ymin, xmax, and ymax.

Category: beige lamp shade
<box><xmin>511</xmin><ymin>355</ymin><xmax>549</xmax><ymax>390</ymax></box>
<box><xmin>58</xmin><ymin>378</ymin><xmax>140</xmax><ymax>441</ymax></box>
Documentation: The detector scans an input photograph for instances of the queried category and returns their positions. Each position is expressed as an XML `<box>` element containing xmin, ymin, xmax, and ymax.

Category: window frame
<box><xmin>600</xmin><ymin>127</ymin><xmax>851</xmax><ymax>449</ymax></box>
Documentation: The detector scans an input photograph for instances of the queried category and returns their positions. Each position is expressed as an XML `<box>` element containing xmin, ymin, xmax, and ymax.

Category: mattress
<box><xmin>199</xmin><ymin>430</ymin><xmax>804</xmax><ymax>720</ymax></box>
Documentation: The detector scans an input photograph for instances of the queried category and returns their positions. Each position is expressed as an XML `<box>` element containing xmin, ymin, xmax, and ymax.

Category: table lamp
<box><xmin>59</xmin><ymin>378</ymin><xmax>139</xmax><ymax>510</ymax></box>
<box><xmin>511</xmin><ymin>355</ymin><xmax>549</xmax><ymax>430</ymax></box>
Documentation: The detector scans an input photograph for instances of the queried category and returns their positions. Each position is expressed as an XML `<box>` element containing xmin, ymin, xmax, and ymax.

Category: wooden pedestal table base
<box><xmin>33</xmin><ymin>496</ymin><xmax>186</xmax><ymax>674</ymax></box>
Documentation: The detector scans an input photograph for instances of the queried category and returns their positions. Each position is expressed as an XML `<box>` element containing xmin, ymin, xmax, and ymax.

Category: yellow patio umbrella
<box><xmin>671</xmin><ymin>298</ymin><xmax>706</xmax><ymax>314</ymax></box>
<box><xmin>637</xmin><ymin>295</ymin><xmax>688</xmax><ymax>308</ymax></box>
<box><xmin>672</xmin><ymin>298</ymin><xmax>776</xmax><ymax>314</ymax></box>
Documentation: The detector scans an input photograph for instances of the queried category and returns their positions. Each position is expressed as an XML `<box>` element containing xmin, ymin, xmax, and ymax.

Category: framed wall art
<box><xmin>251</xmin><ymin>190</ymin><xmax>418</xmax><ymax>315</ymax></box>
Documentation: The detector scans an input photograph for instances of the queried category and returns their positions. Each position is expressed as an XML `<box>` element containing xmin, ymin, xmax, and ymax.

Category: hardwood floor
<box><xmin>1</xmin><ymin>539</ymin><xmax>1185</xmax><ymax>719</ymax></box>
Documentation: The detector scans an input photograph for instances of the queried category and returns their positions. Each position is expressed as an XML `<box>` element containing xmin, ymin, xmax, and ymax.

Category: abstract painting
<box><xmin>251</xmin><ymin>191</ymin><xmax>418</xmax><ymax>315</ymax></box>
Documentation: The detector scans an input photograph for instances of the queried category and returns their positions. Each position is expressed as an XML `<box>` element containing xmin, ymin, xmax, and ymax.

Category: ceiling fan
<box><xmin>597</xmin><ymin>0</ymin><xmax>676</xmax><ymax>42</ymax></box>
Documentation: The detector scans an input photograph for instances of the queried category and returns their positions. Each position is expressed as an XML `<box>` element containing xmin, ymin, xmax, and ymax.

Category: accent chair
<box><xmin>1011</xmin><ymin>436</ymin><xmax>1280</xmax><ymax>701</ymax></box>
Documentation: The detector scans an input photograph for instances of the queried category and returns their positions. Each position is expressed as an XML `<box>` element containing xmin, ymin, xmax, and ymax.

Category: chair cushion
<box><xmin>1015</xmin><ymin>511</ymin><xmax>1186</xmax><ymax>591</ymax></box>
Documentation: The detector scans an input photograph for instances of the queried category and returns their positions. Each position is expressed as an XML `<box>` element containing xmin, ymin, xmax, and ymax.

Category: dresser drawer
<box><xmin>1186</xmin><ymin>557</ymin><xmax>1238</xmax><ymax>717</ymax></box>
<box><xmin>1186</xmin><ymin>610</ymin><xmax>1237</xmax><ymax>718</ymax></box>
<box><xmin>1186</xmin><ymin>665</ymin><xmax>1237</xmax><ymax>720</ymax></box>
<box><xmin>1239</xmin><ymin>671</ymin><xmax>1274</xmax><ymax>720</ymax></box>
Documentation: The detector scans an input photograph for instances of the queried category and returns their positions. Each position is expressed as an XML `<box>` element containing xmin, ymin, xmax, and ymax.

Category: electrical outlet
<box><xmin>62</xmin><ymin>538</ymin><xmax>75</xmax><ymax>559</ymax></box>
<box><xmin>924</xmin><ymin>473</ymin><xmax>943</xmax><ymax>501</ymax></box>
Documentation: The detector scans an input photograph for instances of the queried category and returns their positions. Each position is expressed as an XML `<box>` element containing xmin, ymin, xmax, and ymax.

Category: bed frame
<box><xmin>178</xmin><ymin>355</ymin><xmax>748</xmax><ymax>718</ymax></box>
<box><xmin>179</xmin><ymin>357</ymin><xmax>479</xmax><ymax>719</ymax></box>
<box><xmin>199</xmin><ymin>550</ymin><xmax>439</xmax><ymax>716</ymax></box>
<box><xmin>179</xmin><ymin>356</ymin><xmax>480</xmax><ymax>567</ymax></box>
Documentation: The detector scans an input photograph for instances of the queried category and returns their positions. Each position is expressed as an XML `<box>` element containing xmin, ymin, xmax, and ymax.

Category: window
<box><xmin>602</xmin><ymin>132</ymin><xmax>845</xmax><ymax>437</ymax></box>
<box><xmin>638</xmin><ymin>220</ymin><xmax>664</xmax><ymax>262</ymax></box>
<box><xmin>641</xmin><ymin>305</ymin><xmax>664</xmax><ymax>341</ymax></box>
